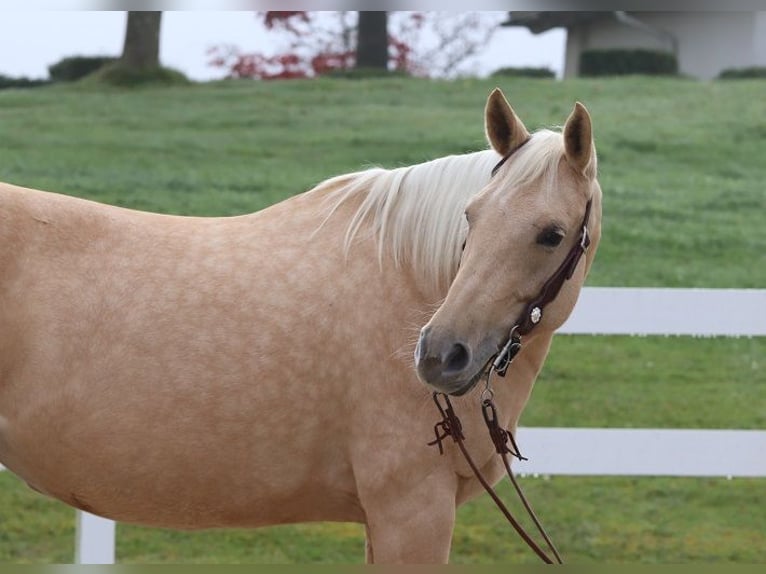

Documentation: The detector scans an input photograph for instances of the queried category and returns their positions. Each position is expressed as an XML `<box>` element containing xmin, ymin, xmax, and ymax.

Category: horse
<box><xmin>0</xmin><ymin>88</ymin><xmax>601</xmax><ymax>563</ymax></box>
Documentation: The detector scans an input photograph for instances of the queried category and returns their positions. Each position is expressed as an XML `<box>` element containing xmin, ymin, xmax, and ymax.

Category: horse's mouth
<box><xmin>443</xmin><ymin>363</ymin><xmax>490</xmax><ymax>397</ymax></box>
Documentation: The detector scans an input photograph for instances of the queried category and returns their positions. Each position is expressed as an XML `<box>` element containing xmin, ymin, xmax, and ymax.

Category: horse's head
<box><xmin>415</xmin><ymin>88</ymin><xmax>602</xmax><ymax>396</ymax></box>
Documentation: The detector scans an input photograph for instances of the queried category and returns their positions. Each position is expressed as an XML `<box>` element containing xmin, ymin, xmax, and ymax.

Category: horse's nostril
<box><xmin>443</xmin><ymin>342</ymin><xmax>470</xmax><ymax>374</ymax></box>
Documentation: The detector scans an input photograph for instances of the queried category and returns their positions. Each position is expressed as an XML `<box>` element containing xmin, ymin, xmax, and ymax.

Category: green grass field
<box><xmin>0</xmin><ymin>76</ymin><xmax>764</xmax><ymax>563</ymax></box>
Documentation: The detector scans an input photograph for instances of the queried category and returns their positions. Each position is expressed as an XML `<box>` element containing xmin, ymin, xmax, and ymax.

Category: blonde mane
<box><xmin>319</xmin><ymin>130</ymin><xmax>565</xmax><ymax>296</ymax></box>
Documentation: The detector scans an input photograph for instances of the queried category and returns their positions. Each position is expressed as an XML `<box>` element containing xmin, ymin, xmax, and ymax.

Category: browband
<box><xmin>490</xmin><ymin>137</ymin><xmax>532</xmax><ymax>178</ymax></box>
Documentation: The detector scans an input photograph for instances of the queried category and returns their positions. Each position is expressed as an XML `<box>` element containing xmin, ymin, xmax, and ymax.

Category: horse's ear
<box><xmin>485</xmin><ymin>88</ymin><xmax>530</xmax><ymax>157</ymax></box>
<box><xmin>563</xmin><ymin>102</ymin><xmax>596</xmax><ymax>177</ymax></box>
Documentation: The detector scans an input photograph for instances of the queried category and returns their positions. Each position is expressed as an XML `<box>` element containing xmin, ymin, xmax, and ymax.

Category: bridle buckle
<box><xmin>580</xmin><ymin>225</ymin><xmax>590</xmax><ymax>249</ymax></box>
<box><xmin>492</xmin><ymin>325</ymin><xmax>522</xmax><ymax>377</ymax></box>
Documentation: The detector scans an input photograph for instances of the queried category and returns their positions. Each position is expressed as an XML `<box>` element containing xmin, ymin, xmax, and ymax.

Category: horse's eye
<box><xmin>537</xmin><ymin>227</ymin><xmax>565</xmax><ymax>248</ymax></box>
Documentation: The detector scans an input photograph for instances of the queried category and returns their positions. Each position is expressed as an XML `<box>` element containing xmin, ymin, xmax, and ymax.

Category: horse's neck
<box><xmin>314</xmin><ymin>151</ymin><xmax>498</xmax><ymax>303</ymax></box>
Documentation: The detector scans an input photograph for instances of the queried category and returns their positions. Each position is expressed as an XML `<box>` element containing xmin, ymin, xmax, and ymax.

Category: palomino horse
<box><xmin>0</xmin><ymin>88</ymin><xmax>601</xmax><ymax>563</ymax></box>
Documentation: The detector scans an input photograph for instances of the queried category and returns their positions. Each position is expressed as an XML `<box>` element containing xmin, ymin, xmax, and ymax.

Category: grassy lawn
<box><xmin>0</xmin><ymin>76</ymin><xmax>764</xmax><ymax>563</ymax></box>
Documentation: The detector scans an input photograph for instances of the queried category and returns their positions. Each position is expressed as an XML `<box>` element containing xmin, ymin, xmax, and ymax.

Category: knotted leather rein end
<box><xmin>482</xmin><ymin>398</ymin><xmax>527</xmax><ymax>461</ymax></box>
<box><xmin>428</xmin><ymin>392</ymin><xmax>464</xmax><ymax>455</ymax></box>
<box><xmin>428</xmin><ymin>393</ymin><xmax>527</xmax><ymax>461</ymax></box>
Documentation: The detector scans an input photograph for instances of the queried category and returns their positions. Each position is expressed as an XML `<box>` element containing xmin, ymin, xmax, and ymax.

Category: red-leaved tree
<box><xmin>207</xmin><ymin>12</ymin><xmax>502</xmax><ymax>80</ymax></box>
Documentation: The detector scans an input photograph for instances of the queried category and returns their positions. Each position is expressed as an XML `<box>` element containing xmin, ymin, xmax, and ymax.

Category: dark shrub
<box><xmin>87</xmin><ymin>63</ymin><xmax>190</xmax><ymax>87</ymax></box>
<box><xmin>323</xmin><ymin>67</ymin><xmax>409</xmax><ymax>79</ymax></box>
<box><xmin>718</xmin><ymin>66</ymin><xmax>766</xmax><ymax>79</ymax></box>
<box><xmin>490</xmin><ymin>66</ymin><xmax>556</xmax><ymax>79</ymax></box>
<box><xmin>0</xmin><ymin>74</ymin><xmax>50</xmax><ymax>90</ymax></box>
<box><xmin>48</xmin><ymin>55</ymin><xmax>117</xmax><ymax>82</ymax></box>
<box><xmin>580</xmin><ymin>49</ymin><xmax>678</xmax><ymax>77</ymax></box>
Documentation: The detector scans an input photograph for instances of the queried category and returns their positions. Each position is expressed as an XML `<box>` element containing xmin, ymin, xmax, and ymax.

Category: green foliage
<box><xmin>0</xmin><ymin>76</ymin><xmax>763</xmax><ymax>563</ymax></box>
<box><xmin>718</xmin><ymin>66</ymin><xmax>766</xmax><ymax>79</ymax></box>
<box><xmin>580</xmin><ymin>49</ymin><xmax>679</xmax><ymax>77</ymax></box>
<box><xmin>48</xmin><ymin>55</ymin><xmax>117</xmax><ymax>82</ymax></box>
<box><xmin>0</xmin><ymin>74</ymin><xmax>50</xmax><ymax>90</ymax></box>
<box><xmin>490</xmin><ymin>66</ymin><xmax>556</xmax><ymax>79</ymax></box>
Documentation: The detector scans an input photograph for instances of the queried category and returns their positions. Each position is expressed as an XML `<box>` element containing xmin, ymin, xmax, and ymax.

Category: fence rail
<box><xmin>560</xmin><ymin>287</ymin><xmax>766</xmax><ymax>336</ymax></box>
<box><xmin>2</xmin><ymin>286</ymin><xmax>765</xmax><ymax>564</ymax></box>
<box><xmin>517</xmin><ymin>427</ymin><xmax>766</xmax><ymax>477</ymax></box>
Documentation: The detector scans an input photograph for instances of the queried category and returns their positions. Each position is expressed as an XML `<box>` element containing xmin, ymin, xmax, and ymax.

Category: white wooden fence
<box><xmin>2</xmin><ymin>286</ymin><xmax>765</xmax><ymax>563</ymax></box>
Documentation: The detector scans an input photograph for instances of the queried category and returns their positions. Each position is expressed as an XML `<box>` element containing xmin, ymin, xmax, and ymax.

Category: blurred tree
<box><xmin>356</xmin><ymin>12</ymin><xmax>388</xmax><ymax>69</ymax></box>
<box><xmin>209</xmin><ymin>12</ymin><xmax>501</xmax><ymax>80</ymax></box>
<box><xmin>121</xmin><ymin>11</ymin><xmax>163</xmax><ymax>69</ymax></box>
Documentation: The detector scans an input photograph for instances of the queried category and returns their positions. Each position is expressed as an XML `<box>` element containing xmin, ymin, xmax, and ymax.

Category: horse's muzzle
<box><xmin>414</xmin><ymin>326</ymin><xmax>479</xmax><ymax>395</ymax></box>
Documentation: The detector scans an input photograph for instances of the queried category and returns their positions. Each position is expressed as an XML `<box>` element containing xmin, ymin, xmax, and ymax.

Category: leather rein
<box><xmin>429</xmin><ymin>143</ymin><xmax>594</xmax><ymax>564</ymax></box>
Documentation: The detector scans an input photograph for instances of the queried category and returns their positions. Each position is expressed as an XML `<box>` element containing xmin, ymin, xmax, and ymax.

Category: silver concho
<box><xmin>530</xmin><ymin>306</ymin><xmax>542</xmax><ymax>324</ymax></box>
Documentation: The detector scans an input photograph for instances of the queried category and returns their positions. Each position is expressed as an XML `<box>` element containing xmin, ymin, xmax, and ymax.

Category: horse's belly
<box><xmin>0</xmin><ymin>374</ymin><xmax>363</xmax><ymax>529</ymax></box>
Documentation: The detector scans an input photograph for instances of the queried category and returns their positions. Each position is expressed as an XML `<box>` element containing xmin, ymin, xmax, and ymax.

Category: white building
<box><xmin>503</xmin><ymin>11</ymin><xmax>766</xmax><ymax>80</ymax></box>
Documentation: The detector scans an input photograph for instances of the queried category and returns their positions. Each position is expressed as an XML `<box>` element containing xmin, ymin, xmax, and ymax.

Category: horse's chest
<box><xmin>454</xmin><ymin>447</ymin><xmax>507</xmax><ymax>505</ymax></box>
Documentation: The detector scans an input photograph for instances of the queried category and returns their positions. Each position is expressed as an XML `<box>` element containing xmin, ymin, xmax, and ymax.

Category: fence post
<box><xmin>75</xmin><ymin>510</ymin><xmax>116</xmax><ymax>564</ymax></box>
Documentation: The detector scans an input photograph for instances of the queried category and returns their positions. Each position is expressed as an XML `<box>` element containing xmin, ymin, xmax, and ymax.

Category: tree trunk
<box><xmin>121</xmin><ymin>11</ymin><xmax>162</xmax><ymax>69</ymax></box>
<box><xmin>356</xmin><ymin>12</ymin><xmax>388</xmax><ymax>69</ymax></box>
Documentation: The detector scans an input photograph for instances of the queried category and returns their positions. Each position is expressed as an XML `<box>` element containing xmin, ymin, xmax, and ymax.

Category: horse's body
<box><xmin>0</xmin><ymin>89</ymin><xmax>601</xmax><ymax>562</ymax></box>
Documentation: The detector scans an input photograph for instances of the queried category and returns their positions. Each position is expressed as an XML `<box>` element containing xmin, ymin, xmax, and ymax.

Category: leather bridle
<box><xmin>493</xmin><ymin>196</ymin><xmax>593</xmax><ymax>377</ymax></box>
<box><xmin>429</xmin><ymin>141</ymin><xmax>596</xmax><ymax>564</ymax></box>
